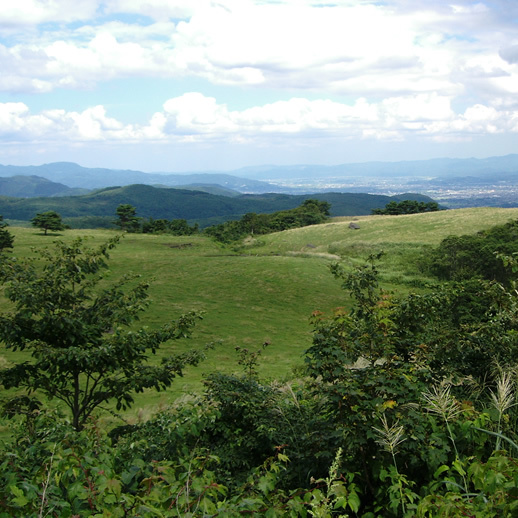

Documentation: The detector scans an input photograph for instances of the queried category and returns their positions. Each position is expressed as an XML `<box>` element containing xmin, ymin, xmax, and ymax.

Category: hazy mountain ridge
<box><xmin>233</xmin><ymin>154</ymin><xmax>518</xmax><ymax>180</ymax></box>
<box><xmin>2</xmin><ymin>155</ymin><xmax>518</xmax><ymax>208</ymax></box>
<box><xmin>2</xmin><ymin>154</ymin><xmax>518</xmax><ymax>194</ymax></box>
<box><xmin>0</xmin><ymin>162</ymin><xmax>281</xmax><ymax>193</ymax></box>
<box><xmin>0</xmin><ymin>175</ymin><xmax>88</xmax><ymax>198</ymax></box>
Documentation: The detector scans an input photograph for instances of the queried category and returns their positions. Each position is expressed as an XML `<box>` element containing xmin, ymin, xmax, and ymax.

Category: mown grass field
<box><xmin>2</xmin><ymin>206</ymin><xmax>518</xmax><ymax>425</ymax></box>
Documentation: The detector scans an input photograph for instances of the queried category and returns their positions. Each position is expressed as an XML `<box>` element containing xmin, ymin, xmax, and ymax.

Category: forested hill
<box><xmin>0</xmin><ymin>183</ymin><xmax>435</xmax><ymax>226</ymax></box>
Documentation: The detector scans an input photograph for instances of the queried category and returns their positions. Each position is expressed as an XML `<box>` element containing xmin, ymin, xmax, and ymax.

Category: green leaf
<box><xmin>9</xmin><ymin>485</ymin><xmax>29</xmax><ymax>507</ymax></box>
<box><xmin>434</xmin><ymin>464</ymin><xmax>450</xmax><ymax>478</ymax></box>
<box><xmin>348</xmin><ymin>490</ymin><xmax>361</xmax><ymax>513</ymax></box>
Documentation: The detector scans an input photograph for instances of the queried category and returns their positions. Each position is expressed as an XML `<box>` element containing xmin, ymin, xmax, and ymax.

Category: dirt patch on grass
<box><xmin>286</xmin><ymin>251</ymin><xmax>341</xmax><ymax>260</ymax></box>
<box><xmin>164</xmin><ymin>242</ymin><xmax>194</xmax><ymax>249</ymax></box>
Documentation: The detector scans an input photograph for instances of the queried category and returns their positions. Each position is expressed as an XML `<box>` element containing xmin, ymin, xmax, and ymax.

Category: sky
<box><xmin>0</xmin><ymin>0</ymin><xmax>517</xmax><ymax>173</ymax></box>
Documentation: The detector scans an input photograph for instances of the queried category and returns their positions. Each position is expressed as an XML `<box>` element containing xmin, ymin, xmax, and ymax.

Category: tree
<box><xmin>142</xmin><ymin>217</ymin><xmax>170</xmax><ymax>234</ymax></box>
<box><xmin>169</xmin><ymin>218</ymin><xmax>199</xmax><ymax>236</ymax></box>
<box><xmin>31</xmin><ymin>210</ymin><xmax>66</xmax><ymax>235</ymax></box>
<box><xmin>115</xmin><ymin>204</ymin><xmax>141</xmax><ymax>232</ymax></box>
<box><xmin>240</xmin><ymin>213</ymin><xmax>269</xmax><ymax>236</ymax></box>
<box><xmin>0</xmin><ymin>215</ymin><xmax>14</xmax><ymax>251</ymax></box>
<box><xmin>0</xmin><ymin>236</ymin><xmax>203</xmax><ymax>431</ymax></box>
<box><xmin>372</xmin><ymin>200</ymin><xmax>440</xmax><ymax>215</ymax></box>
<box><xmin>300</xmin><ymin>199</ymin><xmax>331</xmax><ymax>217</ymax></box>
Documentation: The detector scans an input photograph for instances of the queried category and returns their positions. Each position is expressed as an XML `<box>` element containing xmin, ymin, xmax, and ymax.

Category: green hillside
<box><xmin>162</xmin><ymin>183</ymin><xmax>241</xmax><ymax>197</ymax></box>
<box><xmin>3</xmin><ymin>206</ymin><xmax>518</xmax><ymax>405</ymax></box>
<box><xmin>0</xmin><ymin>183</ymin><xmax>435</xmax><ymax>226</ymax></box>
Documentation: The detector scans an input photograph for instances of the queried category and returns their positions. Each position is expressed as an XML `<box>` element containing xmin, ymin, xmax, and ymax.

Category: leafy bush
<box><xmin>142</xmin><ymin>218</ymin><xmax>199</xmax><ymax>235</ymax></box>
<box><xmin>0</xmin><ymin>408</ymin><xmax>360</xmax><ymax>517</ymax></box>
<box><xmin>421</xmin><ymin>219</ymin><xmax>518</xmax><ymax>284</ymax></box>
<box><xmin>372</xmin><ymin>200</ymin><xmax>440</xmax><ymax>215</ymax></box>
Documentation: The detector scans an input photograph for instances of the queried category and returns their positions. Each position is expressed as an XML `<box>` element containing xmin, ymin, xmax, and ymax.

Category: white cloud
<box><xmin>424</xmin><ymin>103</ymin><xmax>518</xmax><ymax>137</ymax></box>
<box><xmin>0</xmin><ymin>102</ymin><xmax>136</xmax><ymax>141</ymax></box>
<box><xmin>382</xmin><ymin>93</ymin><xmax>454</xmax><ymax>123</ymax></box>
<box><xmin>162</xmin><ymin>93</ymin><xmax>236</xmax><ymax>133</ymax></box>
<box><xmin>450</xmin><ymin>3</ymin><xmax>489</xmax><ymax>15</ymax></box>
<box><xmin>0</xmin><ymin>102</ymin><xmax>30</xmax><ymax>134</ymax></box>
<box><xmin>0</xmin><ymin>0</ymin><xmax>100</xmax><ymax>27</ymax></box>
<box><xmin>2</xmin><ymin>0</ymin><xmax>514</xmax><ymax>100</ymax></box>
<box><xmin>2</xmin><ymin>93</ymin><xmax>516</xmax><ymax>146</ymax></box>
<box><xmin>500</xmin><ymin>44</ymin><xmax>518</xmax><ymax>65</ymax></box>
<box><xmin>103</xmin><ymin>0</ymin><xmax>202</xmax><ymax>21</ymax></box>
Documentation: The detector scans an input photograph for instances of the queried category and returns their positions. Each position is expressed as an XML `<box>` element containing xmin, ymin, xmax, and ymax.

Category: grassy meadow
<box><xmin>2</xmin><ymin>206</ymin><xmax>518</xmax><ymax>425</ymax></box>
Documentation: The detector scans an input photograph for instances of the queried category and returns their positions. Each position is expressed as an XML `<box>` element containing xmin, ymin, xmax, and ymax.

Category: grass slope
<box><xmin>2</xmin><ymin>206</ymin><xmax>518</xmax><ymax>423</ymax></box>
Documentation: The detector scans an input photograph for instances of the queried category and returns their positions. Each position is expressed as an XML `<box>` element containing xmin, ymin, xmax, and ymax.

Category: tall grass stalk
<box><xmin>489</xmin><ymin>369</ymin><xmax>517</xmax><ymax>451</ymax></box>
<box><xmin>422</xmin><ymin>383</ymin><xmax>468</xmax><ymax>492</ymax></box>
<box><xmin>423</xmin><ymin>384</ymin><xmax>463</xmax><ymax>456</ymax></box>
<box><xmin>39</xmin><ymin>443</ymin><xmax>57</xmax><ymax>518</ymax></box>
<box><xmin>373</xmin><ymin>414</ymin><xmax>407</xmax><ymax>515</ymax></box>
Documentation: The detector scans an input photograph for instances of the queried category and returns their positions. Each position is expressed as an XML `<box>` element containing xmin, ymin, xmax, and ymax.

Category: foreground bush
<box><xmin>2</xmin><ymin>379</ymin><xmax>517</xmax><ymax>517</ymax></box>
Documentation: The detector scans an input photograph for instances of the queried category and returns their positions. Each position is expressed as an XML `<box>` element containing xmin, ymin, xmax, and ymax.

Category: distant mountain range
<box><xmin>1</xmin><ymin>154</ymin><xmax>518</xmax><ymax>226</ymax></box>
<box><xmin>0</xmin><ymin>162</ymin><xmax>279</xmax><ymax>193</ymax></box>
<box><xmin>2</xmin><ymin>154</ymin><xmax>518</xmax><ymax>195</ymax></box>
<box><xmin>230</xmin><ymin>154</ymin><xmax>518</xmax><ymax>181</ymax></box>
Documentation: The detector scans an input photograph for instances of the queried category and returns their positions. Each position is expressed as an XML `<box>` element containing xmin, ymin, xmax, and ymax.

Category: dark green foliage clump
<box><xmin>372</xmin><ymin>199</ymin><xmax>440</xmax><ymax>215</ymax></box>
<box><xmin>114</xmin><ymin>203</ymin><xmax>141</xmax><ymax>232</ymax></box>
<box><xmin>112</xmin><ymin>346</ymin><xmax>336</xmax><ymax>493</ymax></box>
<box><xmin>303</xmin><ymin>254</ymin><xmax>518</xmax><ymax>513</ymax></box>
<box><xmin>0</xmin><ymin>215</ymin><xmax>14</xmax><ymax>251</ymax></box>
<box><xmin>421</xmin><ymin>218</ymin><xmax>518</xmax><ymax>284</ymax></box>
<box><xmin>114</xmin><ymin>204</ymin><xmax>199</xmax><ymax>235</ymax></box>
<box><xmin>142</xmin><ymin>217</ymin><xmax>199</xmax><ymax>235</ymax></box>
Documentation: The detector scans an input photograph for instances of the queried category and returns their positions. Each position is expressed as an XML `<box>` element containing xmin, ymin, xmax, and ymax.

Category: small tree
<box><xmin>31</xmin><ymin>210</ymin><xmax>65</xmax><ymax>235</ymax></box>
<box><xmin>115</xmin><ymin>204</ymin><xmax>141</xmax><ymax>232</ymax></box>
<box><xmin>0</xmin><ymin>236</ymin><xmax>203</xmax><ymax>431</ymax></box>
<box><xmin>0</xmin><ymin>215</ymin><xmax>14</xmax><ymax>251</ymax></box>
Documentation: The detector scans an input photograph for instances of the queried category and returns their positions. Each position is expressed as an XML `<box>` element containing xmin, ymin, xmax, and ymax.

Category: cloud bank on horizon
<box><xmin>0</xmin><ymin>0</ymin><xmax>517</xmax><ymax>172</ymax></box>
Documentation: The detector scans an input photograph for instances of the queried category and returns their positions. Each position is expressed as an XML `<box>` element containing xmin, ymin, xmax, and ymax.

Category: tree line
<box><xmin>115</xmin><ymin>200</ymin><xmax>331</xmax><ymax>242</ymax></box>
<box><xmin>204</xmin><ymin>199</ymin><xmax>331</xmax><ymax>242</ymax></box>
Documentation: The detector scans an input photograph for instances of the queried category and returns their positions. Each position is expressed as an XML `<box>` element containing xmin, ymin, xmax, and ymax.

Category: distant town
<box><xmin>267</xmin><ymin>175</ymin><xmax>518</xmax><ymax>209</ymax></box>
